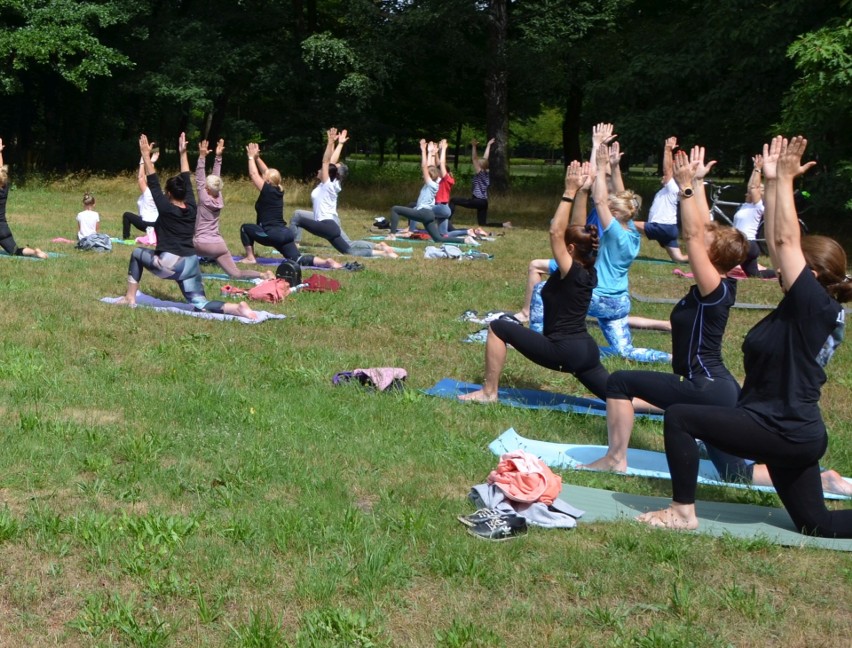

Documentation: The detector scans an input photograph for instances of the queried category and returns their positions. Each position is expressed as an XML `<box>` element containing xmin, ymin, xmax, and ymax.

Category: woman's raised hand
<box><xmin>246</xmin><ymin>142</ymin><xmax>260</xmax><ymax>159</ymax></box>
<box><xmin>215</xmin><ymin>139</ymin><xmax>225</xmax><ymax>156</ymax></box>
<box><xmin>690</xmin><ymin>145</ymin><xmax>716</xmax><ymax>180</ymax></box>
<box><xmin>139</xmin><ymin>134</ymin><xmax>154</xmax><ymax>157</ymax></box>
<box><xmin>673</xmin><ymin>149</ymin><xmax>697</xmax><ymax>187</ymax></box>
<box><xmin>579</xmin><ymin>161</ymin><xmax>595</xmax><ymax>192</ymax></box>
<box><xmin>564</xmin><ymin>160</ymin><xmax>583</xmax><ymax>194</ymax></box>
<box><xmin>752</xmin><ymin>153</ymin><xmax>763</xmax><ymax>172</ymax></box>
<box><xmin>198</xmin><ymin>139</ymin><xmax>210</xmax><ymax>157</ymax></box>
<box><xmin>777</xmin><ymin>135</ymin><xmax>816</xmax><ymax>180</ymax></box>
<box><xmin>178</xmin><ymin>132</ymin><xmax>187</xmax><ymax>155</ymax></box>
<box><xmin>609</xmin><ymin>141</ymin><xmax>624</xmax><ymax>167</ymax></box>
<box><xmin>595</xmin><ymin>142</ymin><xmax>609</xmax><ymax>170</ymax></box>
<box><xmin>592</xmin><ymin>122</ymin><xmax>615</xmax><ymax>147</ymax></box>
<box><xmin>337</xmin><ymin>129</ymin><xmax>349</xmax><ymax>145</ymax></box>
<box><xmin>761</xmin><ymin>136</ymin><xmax>783</xmax><ymax>180</ymax></box>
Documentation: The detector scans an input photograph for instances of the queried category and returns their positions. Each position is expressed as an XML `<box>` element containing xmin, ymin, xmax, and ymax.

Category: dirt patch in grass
<box><xmin>59</xmin><ymin>408</ymin><xmax>124</xmax><ymax>426</ymax></box>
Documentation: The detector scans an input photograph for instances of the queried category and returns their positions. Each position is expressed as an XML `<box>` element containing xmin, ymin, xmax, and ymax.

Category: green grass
<box><xmin>0</xmin><ymin>170</ymin><xmax>849</xmax><ymax>646</ymax></box>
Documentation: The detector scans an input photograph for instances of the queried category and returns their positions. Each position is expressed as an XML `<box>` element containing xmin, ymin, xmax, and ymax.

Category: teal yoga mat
<box><xmin>424</xmin><ymin>378</ymin><xmax>662</xmax><ymax>421</ymax></box>
<box><xmin>490</xmin><ymin>428</ymin><xmax>851</xmax><ymax>501</ymax></box>
<box><xmin>563</xmin><ymin>483</ymin><xmax>852</xmax><ymax>551</ymax></box>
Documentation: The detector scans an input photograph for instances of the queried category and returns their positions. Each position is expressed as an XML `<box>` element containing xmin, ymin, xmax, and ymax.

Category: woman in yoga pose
<box><xmin>638</xmin><ymin>136</ymin><xmax>852</xmax><ymax>537</ymax></box>
<box><xmin>581</xmin><ymin>145</ymin><xmax>749</xmax><ymax>474</ymax></box>
<box><xmin>122</xmin><ymin>147</ymin><xmax>160</xmax><ymax>243</ymax></box>
<box><xmin>239</xmin><ymin>142</ymin><xmax>340</xmax><ymax>268</ymax></box>
<box><xmin>290</xmin><ymin>128</ymin><xmax>398</xmax><ymax>258</ymax></box>
<box><xmin>572</xmin><ymin>128</ymin><xmax>672</xmax><ymax>363</ymax></box>
<box><xmin>116</xmin><ymin>133</ymin><xmax>256</xmax><ymax>320</ymax></box>
<box><xmin>193</xmin><ymin>138</ymin><xmax>272</xmax><ymax>280</ymax></box>
<box><xmin>0</xmin><ymin>138</ymin><xmax>48</xmax><ymax>259</ymax></box>
<box><xmin>460</xmin><ymin>160</ymin><xmax>609</xmax><ymax>403</ymax></box>
<box><xmin>388</xmin><ymin>139</ymin><xmax>476</xmax><ymax>245</ymax></box>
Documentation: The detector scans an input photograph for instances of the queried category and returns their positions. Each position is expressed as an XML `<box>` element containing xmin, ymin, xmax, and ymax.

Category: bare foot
<box><xmin>636</xmin><ymin>505</ymin><xmax>698</xmax><ymax>531</ymax></box>
<box><xmin>236</xmin><ymin>302</ymin><xmax>258</xmax><ymax>320</ymax></box>
<box><xmin>238</xmin><ymin>257</ymin><xmax>257</xmax><ymax>264</ymax></box>
<box><xmin>821</xmin><ymin>470</ymin><xmax>852</xmax><ymax>497</ymax></box>
<box><xmin>579</xmin><ymin>455</ymin><xmax>627</xmax><ymax>473</ymax></box>
<box><xmin>473</xmin><ymin>228</ymin><xmax>491</xmax><ymax>237</ymax></box>
<box><xmin>261</xmin><ymin>271</ymin><xmax>275</xmax><ymax>281</ymax></box>
<box><xmin>376</xmin><ymin>242</ymin><xmax>398</xmax><ymax>258</ymax></box>
<box><xmin>114</xmin><ymin>296</ymin><xmax>137</xmax><ymax>308</ymax></box>
<box><xmin>34</xmin><ymin>248</ymin><xmax>48</xmax><ymax>259</ymax></box>
<box><xmin>502</xmin><ymin>221</ymin><xmax>513</xmax><ymax>229</ymax></box>
<box><xmin>513</xmin><ymin>311</ymin><xmax>529</xmax><ymax>324</ymax></box>
<box><xmin>458</xmin><ymin>389</ymin><xmax>498</xmax><ymax>403</ymax></box>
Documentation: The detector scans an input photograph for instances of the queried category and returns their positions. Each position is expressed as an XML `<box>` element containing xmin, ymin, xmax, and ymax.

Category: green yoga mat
<box><xmin>563</xmin><ymin>484</ymin><xmax>852</xmax><ymax>551</ymax></box>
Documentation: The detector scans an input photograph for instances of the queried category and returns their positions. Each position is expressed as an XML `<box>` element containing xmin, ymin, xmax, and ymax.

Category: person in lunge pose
<box><xmin>239</xmin><ymin>142</ymin><xmax>341</xmax><ymax>268</ymax></box>
<box><xmin>638</xmin><ymin>136</ymin><xmax>852</xmax><ymax>537</ymax></box>
<box><xmin>388</xmin><ymin>140</ymin><xmax>476</xmax><ymax>244</ymax></box>
<box><xmin>115</xmin><ymin>133</ymin><xmax>256</xmax><ymax>320</ymax></box>
<box><xmin>449</xmin><ymin>138</ymin><xmax>510</xmax><ymax>229</ymax></box>
<box><xmin>459</xmin><ymin>160</ymin><xmax>609</xmax><ymax>403</ymax></box>
<box><xmin>0</xmin><ymin>138</ymin><xmax>48</xmax><ymax>259</ymax></box>
<box><xmin>573</xmin><ymin>139</ymin><xmax>671</xmax><ymax>363</ymax></box>
<box><xmin>635</xmin><ymin>137</ymin><xmax>689</xmax><ymax>263</ymax></box>
<box><xmin>732</xmin><ymin>153</ymin><xmax>776</xmax><ymax>279</ymax></box>
<box><xmin>193</xmin><ymin>139</ymin><xmax>272</xmax><ymax>280</ymax></box>
<box><xmin>581</xmin><ymin>145</ymin><xmax>749</xmax><ymax>473</ymax></box>
<box><xmin>290</xmin><ymin>128</ymin><xmax>398</xmax><ymax>258</ymax></box>
<box><xmin>122</xmin><ymin>147</ymin><xmax>160</xmax><ymax>243</ymax></box>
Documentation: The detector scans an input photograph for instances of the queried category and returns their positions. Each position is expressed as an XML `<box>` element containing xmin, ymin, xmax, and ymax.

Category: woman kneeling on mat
<box><xmin>116</xmin><ymin>133</ymin><xmax>256</xmax><ymax>320</ymax></box>
<box><xmin>0</xmin><ymin>139</ymin><xmax>48</xmax><ymax>259</ymax></box>
<box><xmin>291</xmin><ymin>128</ymin><xmax>398</xmax><ymax>259</ymax></box>
<box><xmin>239</xmin><ymin>143</ymin><xmax>341</xmax><ymax>269</ymax></box>
<box><xmin>638</xmin><ymin>136</ymin><xmax>852</xmax><ymax>537</ymax></box>
<box><xmin>460</xmin><ymin>160</ymin><xmax>609</xmax><ymax>403</ymax></box>
<box><xmin>581</xmin><ymin>145</ymin><xmax>748</xmax><ymax>474</ymax></box>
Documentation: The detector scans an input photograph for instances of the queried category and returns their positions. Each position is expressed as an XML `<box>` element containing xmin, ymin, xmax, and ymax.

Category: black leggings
<box><xmin>240</xmin><ymin>224</ymin><xmax>300</xmax><ymax>260</ymax></box>
<box><xmin>297</xmin><ymin>218</ymin><xmax>350</xmax><ymax>254</ymax></box>
<box><xmin>450</xmin><ymin>196</ymin><xmax>498</xmax><ymax>227</ymax></box>
<box><xmin>742</xmin><ymin>241</ymin><xmax>776</xmax><ymax>278</ymax></box>
<box><xmin>122</xmin><ymin>212</ymin><xmax>150</xmax><ymax>240</ymax></box>
<box><xmin>664</xmin><ymin>403</ymin><xmax>852</xmax><ymax>538</ymax></box>
<box><xmin>389</xmin><ymin>206</ymin><xmax>467</xmax><ymax>243</ymax></box>
<box><xmin>607</xmin><ymin>370</ymin><xmax>747</xmax><ymax>480</ymax></box>
<box><xmin>490</xmin><ymin>319</ymin><xmax>610</xmax><ymax>400</ymax></box>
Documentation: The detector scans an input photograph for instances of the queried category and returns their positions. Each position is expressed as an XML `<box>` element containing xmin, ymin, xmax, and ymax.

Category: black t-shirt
<box><xmin>738</xmin><ymin>267</ymin><xmax>843</xmax><ymax>442</ymax></box>
<box><xmin>669</xmin><ymin>277</ymin><xmax>737</xmax><ymax>380</ymax></box>
<box><xmin>255</xmin><ymin>183</ymin><xmax>286</xmax><ymax>229</ymax></box>
<box><xmin>0</xmin><ymin>184</ymin><xmax>8</xmax><ymax>224</ymax></box>
<box><xmin>149</xmin><ymin>172</ymin><xmax>197</xmax><ymax>257</ymax></box>
<box><xmin>541</xmin><ymin>260</ymin><xmax>596</xmax><ymax>339</ymax></box>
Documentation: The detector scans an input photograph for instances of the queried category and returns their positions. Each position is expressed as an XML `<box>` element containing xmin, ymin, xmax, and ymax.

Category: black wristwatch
<box><xmin>679</xmin><ymin>186</ymin><xmax>694</xmax><ymax>199</ymax></box>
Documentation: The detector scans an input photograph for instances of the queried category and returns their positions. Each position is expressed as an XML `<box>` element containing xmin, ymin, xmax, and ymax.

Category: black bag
<box><xmin>275</xmin><ymin>259</ymin><xmax>302</xmax><ymax>286</ymax></box>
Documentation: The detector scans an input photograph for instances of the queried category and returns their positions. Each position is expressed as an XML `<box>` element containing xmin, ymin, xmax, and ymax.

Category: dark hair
<box><xmin>565</xmin><ymin>224</ymin><xmax>599</xmax><ymax>270</ymax></box>
<box><xmin>801</xmin><ymin>235</ymin><xmax>852</xmax><ymax>303</ymax></box>
<box><xmin>329</xmin><ymin>163</ymin><xmax>348</xmax><ymax>183</ymax></box>
<box><xmin>705</xmin><ymin>221</ymin><xmax>748</xmax><ymax>273</ymax></box>
<box><xmin>165</xmin><ymin>174</ymin><xmax>187</xmax><ymax>201</ymax></box>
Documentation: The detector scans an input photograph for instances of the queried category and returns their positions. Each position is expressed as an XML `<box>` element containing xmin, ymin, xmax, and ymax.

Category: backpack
<box><xmin>275</xmin><ymin>259</ymin><xmax>302</xmax><ymax>287</ymax></box>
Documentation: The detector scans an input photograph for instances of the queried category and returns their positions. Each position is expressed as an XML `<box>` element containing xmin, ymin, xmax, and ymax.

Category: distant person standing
<box><xmin>449</xmin><ymin>138</ymin><xmax>511</xmax><ymax>229</ymax></box>
<box><xmin>0</xmin><ymin>138</ymin><xmax>48</xmax><ymax>259</ymax></box>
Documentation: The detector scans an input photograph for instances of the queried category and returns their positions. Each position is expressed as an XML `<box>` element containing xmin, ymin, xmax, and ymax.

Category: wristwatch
<box><xmin>679</xmin><ymin>186</ymin><xmax>694</xmax><ymax>199</ymax></box>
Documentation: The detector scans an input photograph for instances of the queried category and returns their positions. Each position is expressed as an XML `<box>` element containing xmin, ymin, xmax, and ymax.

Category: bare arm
<box><xmin>746</xmin><ymin>154</ymin><xmax>763</xmax><ymax>204</ymax></box>
<box><xmin>690</xmin><ymin>145</ymin><xmax>716</xmax><ymax>221</ymax></box>
<box><xmin>773</xmin><ymin>136</ymin><xmax>815</xmax><ymax>289</ymax></box>
<box><xmin>592</xmin><ymin>144</ymin><xmax>614</xmax><ymax>230</ymax></box>
<box><xmin>609</xmin><ymin>141</ymin><xmax>625</xmax><ymax>193</ymax></box>
<box><xmin>330</xmin><ymin>129</ymin><xmax>348</xmax><ymax>165</ymax></box>
<box><xmin>321</xmin><ymin>128</ymin><xmax>337</xmax><ymax>184</ymax></box>
<box><xmin>470</xmin><ymin>139</ymin><xmax>481</xmax><ymax>172</ymax></box>
<box><xmin>438</xmin><ymin>139</ymin><xmax>448</xmax><ymax>177</ymax></box>
<box><xmin>662</xmin><ymin>136</ymin><xmax>677</xmax><ymax>184</ymax></box>
<box><xmin>196</xmin><ymin>139</ymin><xmax>209</xmax><ymax>195</ymax></box>
<box><xmin>0</xmin><ymin>138</ymin><xmax>4</xmax><ymax>168</ymax></box>
<box><xmin>254</xmin><ymin>148</ymin><xmax>269</xmax><ymax>176</ymax></box>
<box><xmin>139</xmin><ymin>134</ymin><xmax>156</xmax><ymax>176</ymax></box>
<box><xmin>551</xmin><ymin>160</ymin><xmax>582</xmax><ymax>276</ymax></box>
<box><xmin>675</xmin><ymin>148</ymin><xmax>718</xmax><ymax>297</ymax></box>
<box><xmin>419</xmin><ymin>139</ymin><xmax>431</xmax><ymax>185</ymax></box>
<box><xmin>246</xmin><ymin>143</ymin><xmax>265</xmax><ymax>190</ymax></box>
<box><xmin>178</xmin><ymin>132</ymin><xmax>189</xmax><ymax>174</ymax></box>
<box><xmin>212</xmin><ymin>139</ymin><xmax>224</xmax><ymax>177</ymax></box>
<box><xmin>570</xmin><ymin>161</ymin><xmax>594</xmax><ymax>226</ymax></box>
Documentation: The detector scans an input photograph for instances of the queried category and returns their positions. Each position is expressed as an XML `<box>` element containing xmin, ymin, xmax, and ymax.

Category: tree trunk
<box><xmin>561</xmin><ymin>82</ymin><xmax>583</xmax><ymax>167</ymax></box>
<box><xmin>485</xmin><ymin>0</ymin><xmax>509</xmax><ymax>193</ymax></box>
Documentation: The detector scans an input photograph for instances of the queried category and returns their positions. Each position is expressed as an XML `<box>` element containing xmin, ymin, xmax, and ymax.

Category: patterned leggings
<box><xmin>128</xmin><ymin>248</ymin><xmax>224</xmax><ymax>313</ymax></box>
<box><xmin>589</xmin><ymin>292</ymin><xmax>671</xmax><ymax>364</ymax></box>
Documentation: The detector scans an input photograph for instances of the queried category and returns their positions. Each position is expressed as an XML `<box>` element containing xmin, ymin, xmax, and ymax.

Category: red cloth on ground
<box><xmin>487</xmin><ymin>449</ymin><xmax>562</xmax><ymax>505</ymax></box>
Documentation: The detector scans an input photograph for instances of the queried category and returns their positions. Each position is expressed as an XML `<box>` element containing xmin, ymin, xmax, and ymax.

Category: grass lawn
<box><xmin>0</xmin><ymin>169</ymin><xmax>849</xmax><ymax>646</ymax></box>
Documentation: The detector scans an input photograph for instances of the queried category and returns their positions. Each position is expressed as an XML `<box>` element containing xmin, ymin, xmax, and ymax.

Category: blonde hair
<box><xmin>82</xmin><ymin>192</ymin><xmax>95</xmax><ymax>207</ymax></box>
<box><xmin>265</xmin><ymin>169</ymin><xmax>283</xmax><ymax>191</ymax></box>
<box><xmin>609</xmin><ymin>190</ymin><xmax>642</xmax><ymax>220</ymax></box>
<box><xmin>206</xmin><ymin>174</ymin><xmax>223</xmax><ymax>194</ymax></box>
<box><xmin>0</xmin><ymin>165</ymin><xmax>8</xmax><ymax>188</ymax></box>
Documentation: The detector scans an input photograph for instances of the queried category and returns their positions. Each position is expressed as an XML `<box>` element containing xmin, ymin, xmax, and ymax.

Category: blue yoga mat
<box><xmin>562</xmin><ymin>483</ymin><xmax>852</xmax><ymax>551</ymax></box>
<box><xmin>423</xmin><ymin>378</ymin><xmax>662</xmax><ymax>421</ymax></box>
<box><xmin>100</xmin><ymin>292</ymin><xmax>286</xmax><ymax>324</ymax></box>
<box><xmin>491</xmin><ymin>428</ymin><xmax>851</xmax><ymax>501</ymax></box>
<box><xmin>0</xmin><ymin>251</ymin><xmax>63</xmax><ymax>259</ymax></box>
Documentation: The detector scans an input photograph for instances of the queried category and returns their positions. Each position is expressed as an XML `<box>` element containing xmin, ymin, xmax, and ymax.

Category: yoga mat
<box><xmin>0</xmin><ymin>251</ymin><xmax>63</xmax><ymax>260</ymax></box>
<box><xmin>109</xmin><ymin>238</ymin><xmax>139</xmax><ymax>246</ymax></box>
<box><xmin>202</xmin><ymin>273</ymin><xmax>261</xmax><ymax>285</ymax></box>
<box><xmin>231</xmin><ymin>255</ymin><xmax>282</xmax><ymax>266</ymax></box>
<box><xmin>490</xmin><ymin>428</ymin><xmax>851</xmax><ymax>501</ymax></box>
<box><xmin>423</xmin><ymin>378</ymin><xmax>662</xmax><ymax>421</ymax></box>
<box><xmin>100</xmin><ymin>292</ymin><xmax>286</xmax><ymax>324</ymax></box>
<box><xmin>562</xmin><ymin>483</ymin><xmax>852</xmax><ymax>551</ymax></box>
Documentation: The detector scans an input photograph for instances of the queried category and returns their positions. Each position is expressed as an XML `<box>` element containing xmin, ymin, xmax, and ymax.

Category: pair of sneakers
<box><xmin>457</xmin><ymin>508</ymin><xmax>527</xmax><ymax>541</ymax></box>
